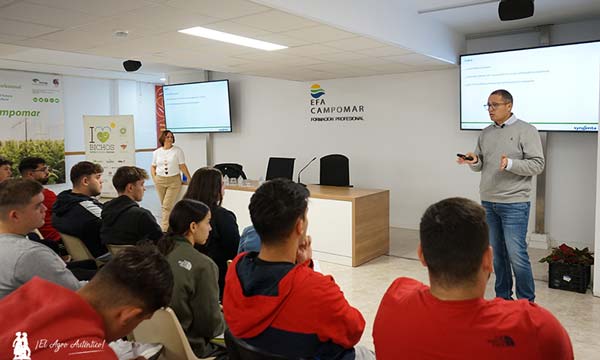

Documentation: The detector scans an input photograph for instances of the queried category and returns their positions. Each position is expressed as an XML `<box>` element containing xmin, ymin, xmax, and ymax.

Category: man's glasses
<box><xmin>484</xmin><ymin>102</ymin><xmax>508</xmax><ymax>110</ymax></box>
<box><xmin>33</xmin><ymin>166</ymin><xmax>50</xmax><ymax>172</ymax></box>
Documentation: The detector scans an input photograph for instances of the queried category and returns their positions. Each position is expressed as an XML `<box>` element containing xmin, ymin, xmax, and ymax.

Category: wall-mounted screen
<box><xmin>460</xmin><ymin>41</ymin><xmax>600</xmax><ymax>132</ymax></box>
<box><xmin>163</xmin><ymin>80</ymin><xmax>232</xmax><ymax>133</ymax></box>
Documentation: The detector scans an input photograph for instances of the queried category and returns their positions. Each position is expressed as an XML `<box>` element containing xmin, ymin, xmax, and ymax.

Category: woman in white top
<box><xmin>152</xmin><ymin>130</ymin><xmax>192</xmax><ymax>230</ymax></box>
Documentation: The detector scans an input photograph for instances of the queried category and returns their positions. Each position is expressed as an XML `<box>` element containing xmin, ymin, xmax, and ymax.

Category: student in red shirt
<box><xmin>0</xmin><ymin>246</ymin><xmax>174</xmax><ymax>359</ymax></box>
<box><xmin>19</xmin><ymin>157</ymin><xmax>61</xmax><ymax>242</ymax></box>
<box><xmin>373</xmin><ymin>197</ymin><xmax>573</xmax><ymax>360</ymax></box>
<box><xmin>224</xmin><ymin>179</ymin><xmax>370</xmax><ymax>359</ymax></box>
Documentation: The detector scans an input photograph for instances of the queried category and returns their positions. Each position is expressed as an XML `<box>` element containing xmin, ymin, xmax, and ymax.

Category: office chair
<box><xmin>214</xmin><ymin>163</ymin><xmax>247</xmax><ymax>179</ymax></box>
<box><xmin>265</xmin><ymin>157</ymin><xmax>295</xmax><ymax>181</ymax></box>
<box><xmin>224</xmin><ymin>329</ymin><xmax>291</xmax><ymax>360</ymax></box>
<box><xmin>60</xmin><ymin>232</ymin><xmax>95</xmax><ymax>262</ymax></box>
<box><xmin>60</xmin><ymin>232</ymin><xmax>108</xmax><ymax>267</ymax></box>
<box><xmin>319</xmin><ymin>154</ymin><xmax>350</xmax><ymax>186</ymax></box>
<box><xmin>132</xmin><ymin>307</ymin><xmax>216</xmax><ymax>360</ymax></box>
<box><xmin>106</xmin><ymin>244</ymin><xmax>134</xmax><ymax>256</ymax></box>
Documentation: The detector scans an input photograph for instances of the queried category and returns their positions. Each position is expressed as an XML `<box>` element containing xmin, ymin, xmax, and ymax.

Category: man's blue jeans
<box><xmin>481</xmin><ymin>201</ymin><xmax>535</xmax><ymax>301</ymax></box>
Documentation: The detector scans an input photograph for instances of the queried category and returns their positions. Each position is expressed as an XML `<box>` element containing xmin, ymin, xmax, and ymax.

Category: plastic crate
<box><xmin>548</xmin><ymin>263</ymin><xmax>591</xmax><ymax>294</ymax></box>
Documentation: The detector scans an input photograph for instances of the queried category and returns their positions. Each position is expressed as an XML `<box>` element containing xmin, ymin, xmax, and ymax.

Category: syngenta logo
<box><xmin>12</xmin><ymin>331</ymin><xmax>31</xmax><ymax>360</ymax></box>
<box><xmin>0</xmin><ymin>109</ymin><xmax>41</xmax><ymax>118</ymax></box>
<box><xmin>310</xmin><ymin>84</ymin><xmax>325</xmax><ymax>99</ymax></box>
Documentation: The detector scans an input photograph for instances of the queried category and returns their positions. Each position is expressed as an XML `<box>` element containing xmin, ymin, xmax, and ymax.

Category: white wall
<box><xmin>212</xmin><ymin>60</ymin><xmax>597</xmax><ymax>250</ymax></box>
<box><xmin>62</xmin><ymin>76</ymin><xmax>112</xmax><ymax>175</ymax></box>
<box><xmin>48</xmin><ymin>75</ymin><xmax>159</xmax><ymax>191</ymax></box>
<box><xmin>115</xmin><ymin>80</ymin><xmax>159</xmax><ymax>171</ymax></box>
<box><xmin>212</xmin><ymin>70</ymin><xmax>482</xmax><ymax>229</ymax></box>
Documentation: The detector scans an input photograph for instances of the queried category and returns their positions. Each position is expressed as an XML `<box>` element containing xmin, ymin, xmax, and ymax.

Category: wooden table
<box><xmin>223</xmin><ymin>181</ymin><xmax>389</xmax><ymax>266</ymax></box>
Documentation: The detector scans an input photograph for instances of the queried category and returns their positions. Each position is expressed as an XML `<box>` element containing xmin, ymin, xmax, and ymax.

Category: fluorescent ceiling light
<box><xmin>178</xmin><ymin>26</ymin><xmax>287</xmax><ymax>51</ymax></box>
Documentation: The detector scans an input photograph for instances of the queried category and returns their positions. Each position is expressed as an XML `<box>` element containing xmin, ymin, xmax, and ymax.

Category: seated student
<box><xmin>184</xmin><ymin>167</ymin><xmax>240</xmax><ymax>299</ymax></box>
<box><xmin>373</xmin><ymin>197</ymin><xmax>573</xmax><ymax>359</ymax></box>
<box><xmin>0</xmin><ymin>246</ymin><xmax>174</xmax><ymax>359</ymax></box>
<box><xmin>19</xmin><ymin>157</ymin><xmax>62</xmax><ymax>243</ymax></box>
<box><xmin>0</xmin><ymin>157</ymin><xmax>12</xmax><ymax>183</ymax></box>
<box><xmin>157</xmin><ymin>199</ymin><xmax>227</xmax><ymax>359</ymax></box>
<box><xmin>0</xmin><ymin>179</ymin><xmax>80</xmax><ymax>300</ymax></box>
<box><xmin>101</xmin><ymin>166</ymin><xmax>163</xmax><ymax>246</ymax></box>
<box><xmin>237</xmin><ymin>225</ymin><xmax>261</xmax><ymax>254</ymax></box>
<box><xmin>53</xmin><ymin>161</ymin><xmax>109</xmax><ymax>258</ymax></box>
<box><xmin>223</xmin><ymin>179</ymin><xmax>370</xmax><ymax>360</ymax></box>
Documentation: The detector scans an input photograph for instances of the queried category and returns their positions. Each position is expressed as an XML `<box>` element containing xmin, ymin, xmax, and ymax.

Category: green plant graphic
<box><xmin>0</xmin><ymin>139</ymin><xmax>65</xmax><ymax>184</ymax></box>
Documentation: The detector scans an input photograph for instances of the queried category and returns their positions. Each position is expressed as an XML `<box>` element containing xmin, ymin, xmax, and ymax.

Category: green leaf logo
<box><xmin>97</xmin><ymin>131</ymin><xmax>110</xmax><ymax>143</ymax></box>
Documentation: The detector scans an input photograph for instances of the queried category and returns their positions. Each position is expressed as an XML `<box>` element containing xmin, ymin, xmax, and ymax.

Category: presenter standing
<box><xmin>152</xmin><ymin>130</ymin><xmax>192</xmax><ymax>230</ymax></box>
<box><xmin>457</xmin><ymin>89</ymin><xmax>544</xmax><ymax>302</ymax></box>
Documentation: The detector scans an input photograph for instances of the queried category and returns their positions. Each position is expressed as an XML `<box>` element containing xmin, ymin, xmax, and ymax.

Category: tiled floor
<box><xmin>140</xmin><ymin>186</ymin><xmax>600</xmax><ymax>359</ymax></box>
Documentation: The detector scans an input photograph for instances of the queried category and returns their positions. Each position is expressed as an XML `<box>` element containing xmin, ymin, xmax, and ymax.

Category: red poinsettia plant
<box><xmin>539</xmin><ymin>244</ymin><xmax>594</xmax><ymax>266</ymax></box>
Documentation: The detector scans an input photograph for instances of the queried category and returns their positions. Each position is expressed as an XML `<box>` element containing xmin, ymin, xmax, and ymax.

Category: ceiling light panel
<box><xmin>178</xmin><ymin>26</ymin><xmax>287</xmax><ymax>51</ymax></box>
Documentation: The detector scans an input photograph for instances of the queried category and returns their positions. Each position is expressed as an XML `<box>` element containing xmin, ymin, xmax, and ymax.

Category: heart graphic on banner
<box><xmin>97</xmin><ymin>132</ymin><xmax>110</xmax><ymax>143</ymax></box>
<box><xmin>120</xmin><ymin>144</ymin><xmax>127</xmax><ymax>150</ymax></box>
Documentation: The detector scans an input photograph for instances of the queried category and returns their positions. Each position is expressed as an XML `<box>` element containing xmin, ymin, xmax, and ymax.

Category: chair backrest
<box><xmin>265</xmin><ymin>157</ymin><xmax>295</xmax><ymax>181</ymax></box>
<box><xmin>132</xmin><ymin>307</ymin><xmax>213</xmax><ymax>360</ymax></box>
<box><xmin>59</xmin><ymin>232</ymin><xmax>95</xmax><ymax>261</ymax></box>
<box><xmin>319</xmin><ymin>154</ymin><xmax>350</xmax><ymax>187</ymax></box>
<box><xmin>214</xmin><ymin>163</ymin><xmax>247</xmax><ymax>180</ymax></box>
<box><xmin>32</xmin><ymin>228</ymin><xmax>44</xmax><ymax>239</ymax></box>
<box><xmin>106</xmin><ymin>244</ymin><xmax>134</xmax><ymax>256</ymax></box>
<box><xmin>224</xmin><ymin>329</ymin><xmax>289</xmax><ymax>360</ymax></box>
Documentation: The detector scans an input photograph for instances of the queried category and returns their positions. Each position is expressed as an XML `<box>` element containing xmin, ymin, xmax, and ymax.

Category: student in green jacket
<box><xmin>157</xmin><ymin>199</ymin><xmax>227</xmax><ymax>359</ymax></box>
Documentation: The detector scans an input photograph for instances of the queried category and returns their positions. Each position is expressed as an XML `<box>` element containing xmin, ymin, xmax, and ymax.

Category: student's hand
<box><xmin>296</xmin><ymin>235</ymin><xmax>312</xmax><ymax>264</ymax></box>
<box><xmin>500</xmin><ymin>154</ymin><xmax>508</xmax><ymax>170</ymax></box>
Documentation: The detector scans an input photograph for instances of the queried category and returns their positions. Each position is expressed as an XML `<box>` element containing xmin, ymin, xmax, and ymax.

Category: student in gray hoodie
<box><xmin>0</xmin><ymin>179</ymin><xmax>80</xmax><ymax>299</ymax></box>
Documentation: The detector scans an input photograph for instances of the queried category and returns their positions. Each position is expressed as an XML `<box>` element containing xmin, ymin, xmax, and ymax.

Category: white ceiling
<box><xmin>0</xmin><ymin>0</ymin><xmax>598</xmax><ymax>81</ymax></box>
<box><xmin>416</xmin><ymin>0</ymin><xmax>600</xmax><ymax>35</ymax></box>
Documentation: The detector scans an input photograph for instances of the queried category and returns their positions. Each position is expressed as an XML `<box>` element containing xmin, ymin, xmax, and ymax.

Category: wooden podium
<box><xmin>223</xmin><ymin>181</ymin><xmax>389</xmax><ymax>267</ymax></box>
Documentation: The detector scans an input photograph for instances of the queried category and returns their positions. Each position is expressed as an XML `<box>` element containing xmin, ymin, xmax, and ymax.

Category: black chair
<box><xmin>320</xmin><ymin>154</ymin><xmax>350</xmax><ymax>186</ymax></box>
<box><xmin>265</xmin><ymin>157</ymin><xmax>295</xmax><ymax>181</ymax></box>
<box><xmin>214</xmin><ymin>163</ymin><xmax>247</xmax><ymax>179</ymax></box>
<box><xmin>225</xmin><ymin>329</ymin><xmax>290</xmax><ymax>360</ymax></box>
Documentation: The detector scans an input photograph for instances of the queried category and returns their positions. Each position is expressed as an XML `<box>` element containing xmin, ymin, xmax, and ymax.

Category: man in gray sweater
<box><xmin>458</xmin><ymin>89</ymin><xmax>544</xmax><ymax>302</ymax></box>
<box><xmin>0</xmin><ymin>179</ymin><xmax>80</xmax><ymax>299</ymax></box>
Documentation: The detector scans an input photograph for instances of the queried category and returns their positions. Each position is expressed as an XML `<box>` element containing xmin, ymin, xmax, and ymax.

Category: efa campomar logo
<box><xmin>310</xmin><ymin>84</ymin><xmax>325</xmax><ymax>99</ymax></box>
<box><xmin>309</xmin><ymin>83</ymin><xmax>365</xmax><ymax>122</ymax></box>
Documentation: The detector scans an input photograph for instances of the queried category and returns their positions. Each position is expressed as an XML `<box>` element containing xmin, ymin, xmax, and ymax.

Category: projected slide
<box><xmin>163</xmin><ymin>80</ymin><xmax>232</xmax><ymax>133</ymax></box>
<box><xmin>461</xmin><ymin>41</ymin><xmax>600</xmax><ymax>132</ymax></box>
